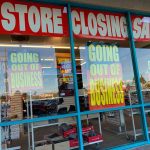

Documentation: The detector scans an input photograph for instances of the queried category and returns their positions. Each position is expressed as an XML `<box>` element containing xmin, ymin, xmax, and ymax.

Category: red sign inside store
<box><xmin>0</xmin><ymin>1</ymin><xmax>149</xmax><ymax>41</ymax></box>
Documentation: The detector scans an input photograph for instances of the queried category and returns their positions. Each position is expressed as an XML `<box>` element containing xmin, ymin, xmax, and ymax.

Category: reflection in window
<box><xmin>0</xmin><ymin>43</ymin><xmax>76</xmax><ymax>121</ymax></box>
<box><xmin>76</xmin><ymin>41</ymin><xmax>137</xmax><ymax>112</ymax></box>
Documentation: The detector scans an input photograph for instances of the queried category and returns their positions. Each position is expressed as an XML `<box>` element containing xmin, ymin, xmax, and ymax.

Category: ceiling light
<box><xmin>41</xmin><ymin>58</ymin><xmax>54</xmax><ymax>61</ymax></box>
<box><xmin>81</xmin><ymin>62</ymin><xmax>86</xmax><ymax>66</ymax></box>
<box><xmin>0</xmin><ymin>44</ymin><xmax>20</xmax><ymax>47</ymax></box>
<box><xmin>53</xmin><ymin>46</ymin><xmax>78</xmax><ymax>49</ymax></box>
<box><xmin>79</xmin><ymin>46</ymin><xmax>86</xmax><ymax>50</ymax></box>
<box><xmin>42</xmin><ymin>67</ymin><xmax>52</xmax><ymax>69</ymax></box>
<box><xmin>75</xmin><ymin>59</ymin><xmax>84</xmax><ymax>61</ymax></box>
<box><xmin>0</xmin><ymin>44</ymin><xmax>78</xmax><ymax>49</ymax></box>
<box><xmin>22</xmin><ymin>45</ymin><xmax>78</xmax><ymax>49</ymax></box>
<box><xmin>22</xmin><ymin>45</ymin><xmax>52</xmax><ymax>48</ymax></box>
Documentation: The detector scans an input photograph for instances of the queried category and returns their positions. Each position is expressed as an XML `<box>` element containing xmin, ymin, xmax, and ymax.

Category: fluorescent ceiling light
<box><xmin>81</xmin><ymin>62</ymin><xmax>86</xmax><ymax>66</ymax></box>
<box><xmin>22</xmin><ymin>45</ymin><xmax>52</xmax><ymax>48</ymax></box>
<box><xmin>42</xmin><ymin>67</ymin><xmax>52</xmax><ymax>69</ymax></box>
<box><xmin>0</xmin><ymin>44</ymin><xmax>78</xmax><ymax>49</ymax></box>
<box><xmin>79</xmin><ymin>46</ymin><xmax>86</xmax><ymax>50</ymax></box>
<box><xmin>41</xmin><ymin>58</ymin><xmax>54</xmax><ymax>61</ymax></box>
<box><xmin>75</xmin><ymin>58</ymin><xmax>84</xmax><ymax>61</ymax></box>
<box><xmin>22</xmin><ymin>45</ymin><xmax>78</xmax><ymax>49</ymax></box>
<box><xmin>0</xmin><ymin>44</ymin><xmax>20</xmax><ymax>47</ymax></box>
<box><xmin>52</xmin><ymin>46</ymin><xmax>78</xmax><ymax>49</ymax></box>
<box><xmin>52</xmin><ymin>46</ymin><xmax>70</xmax><ymax>49</ymax></box>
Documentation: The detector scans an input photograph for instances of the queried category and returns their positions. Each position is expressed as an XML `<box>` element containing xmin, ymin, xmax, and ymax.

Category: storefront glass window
<box><xmin>82</xmin><ymin>109</ymin><xmax>144</xmax><ymax>149</ymax></box>
<box><xmin>133</xmin><ymin>15</ymin><xmax>150</xmax><ymax>140</ymax></box>
<box><xmin>0</xmin><ymin>36</ymin><xmax>76</xmax><ymax>121</ymax></box>
<box><xmin>1</xmin><ymin>117</ymin><xmax>79</xmax><ymax>150</ymax></box>
<box><xmin>0</xmin><ymin>1</ymin><xmax>149</xmax><ymax>149</ymax></box>
<box><xmin>134</xmin><ymin>15</ymin><xmax>150</xmax><ymax>104</ymax></box>
<box><xmin>72</xmin><ymin>8</ymin><xmax>140</xmax><ymax>110</ymax></box>
<box><xmin>72</xmin><ymin>8</ymin><xmax>145</xmax><ymax>148</ymax></box>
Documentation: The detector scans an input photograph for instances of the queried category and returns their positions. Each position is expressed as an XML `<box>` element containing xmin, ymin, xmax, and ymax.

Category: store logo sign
<box><xmin>0</xmin><ymin>1</ymin><xmax>149</xmax><ymax>41</ymax></box>
<box><xmin>0</xmin><ymin>1</ymin><xmax>68</xmax><ymax>37</ymax></box>
<box><xmin>72</xmin><ymin>8</ymin><xmax>150</xmax><ymax>41</ymax></box>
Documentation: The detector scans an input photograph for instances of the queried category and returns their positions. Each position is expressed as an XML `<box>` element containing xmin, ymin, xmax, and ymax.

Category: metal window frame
<box><xmin>1</xmin><ymin>0</ymin><xmax>150</xmax><ymax>149</ymax></box>
<box><xmin>126</xmin><ymin>12</ymin><xmax>150</xmax><ymax>142</ymax></box>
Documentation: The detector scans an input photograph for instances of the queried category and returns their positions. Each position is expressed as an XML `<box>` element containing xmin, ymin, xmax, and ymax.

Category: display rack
<box><xmin>103</xmin><ymin>110</ymin><xmax>126</xmax><ymax>134</ymax></box>
<box><xmin>69</xmin><ymin>140</ymin><xmax>103</xmax><ymax>150</ymax></box>
<box><xmin>26</xmin><ymin>92</ymin><xmax>60</xmax><ymax>150</ymax></box>
<box><xmin>27</xmin><ymin>92</ymin><xmax>103</xmax><ymax>150</ymax></box>
<box><xmin>125</xmin><ymin>89</ymin><xmax>150</xmax><ymax>141</ymax></box>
